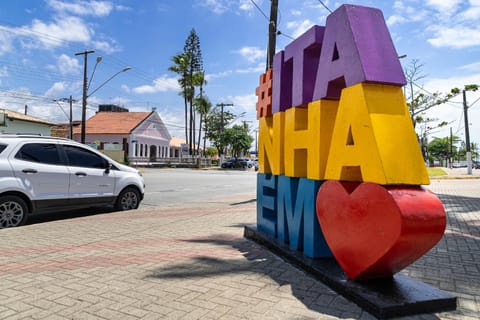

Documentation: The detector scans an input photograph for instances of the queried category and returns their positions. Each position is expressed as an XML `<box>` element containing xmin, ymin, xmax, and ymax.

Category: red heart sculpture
<box><xmin>316</xmin><ymin>181</ymin><xmax>446</xmax><ymax>280</ymax></box>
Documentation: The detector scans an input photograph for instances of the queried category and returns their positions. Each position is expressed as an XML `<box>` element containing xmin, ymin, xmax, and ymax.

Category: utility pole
<box><xmin>463</xmin><ymin>89</ymin><xmax>472</xmax><ymax>174</ymax></box>
<box><xmin>55</xmin><ymin>97</ymin><xmax>77</xmax><ymax>139</ymax></box>
<box><xmin>75</xmin><ymin>49</ymin><xmax>95</xmax><ymax>144</ymax></box>
<box><xmin>450</xmin><ymin>127</ymin><xmax>453</xmax><ymax>168</ymax></box>
<box><xmin>216</xmin><ymin>103</ymin><xmax>234</xmax><ymax>163</ymax></box>
<box><xmin>69</xmin><ymin>95</ymin><xmax>73</xmax><ymax>140</ymax></box>
<box><xmin>255</xmin><ymin>129</ymin><xmax>258</xmax><ymax>156</ymax></box>
<box><xmin>266</xmin><ymin>0</ymin><xmax>279</xmax><ymax>71</ymax></box>
<box><xmin>216</xmin><ymin>103</ymin><xmax>234</xmax><ymax>132</ymax></box>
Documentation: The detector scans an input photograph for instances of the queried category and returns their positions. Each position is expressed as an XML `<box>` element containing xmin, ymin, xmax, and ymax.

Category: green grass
<box><xmin>427</xmin><ymin>167</ymin><xmax>447</xmax><ymax>176</ymax></box>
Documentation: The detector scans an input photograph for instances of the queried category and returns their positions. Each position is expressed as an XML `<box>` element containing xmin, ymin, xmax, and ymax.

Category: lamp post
<box><xmin>462</xmin><ymin>84</ymin><xmax>479</xmax><ymax>174</ymax></box>
<box><xmin>463</xmin><ymin>89</ymin><xmax>472</xmax><ymax>174</ymax></box>
<box><xmin>75</xmin><ymin>50</ymin><xmax>131</xmax><ymax>144</ymax></box>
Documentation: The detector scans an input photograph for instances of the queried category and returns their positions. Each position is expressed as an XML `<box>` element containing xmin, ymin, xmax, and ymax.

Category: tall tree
<box><xmin>192</xmin><ymin>71</ymin><xmax>207</xmax><ymax>155</ymax></box>
<box><xmin>225</xmin><ymin>124</ymin><xmax>254</xmax><ymax>158</ymax></box>
<box><xmin>168</xmin><ymin>53</ymin><xmax>191</xmax><ymax>147</ymax></box>
<box><xmin>194</xmin><ymin>94</ymin><xmax>211</xmax><ymax>156</ymax></box>
<box><xmin>428</xmin><ymin>137</ymin><xmax>454</xmax><ymax>165</ymax></box>
<box><xmin>184</xmin><ymin>28</ymin><xmax>204</xmax><ymax>156</ymax></box>
<box><xmin>204</xmin><ymin>109</ymin><xmax>235</xmax><ymax>156</ymax></box>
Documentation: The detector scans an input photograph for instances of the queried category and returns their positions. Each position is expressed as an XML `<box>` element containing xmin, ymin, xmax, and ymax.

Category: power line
<box><xmin>317</xmin><ymin>0</ymin><xmax>333</xmax><ymax>13</ymax></box>
<box><xmin>249</xmin><ymin>0</ymin><xmax>269</xmax><ymax>21</ymax></box>
<box><xmin>277</xmin><ymin>30</ymin><xmax>294</xmax><ymax>40</ymax></box>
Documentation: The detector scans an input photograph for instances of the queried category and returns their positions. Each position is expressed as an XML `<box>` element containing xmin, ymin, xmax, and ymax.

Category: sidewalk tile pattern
<box><xmin>0</xmin><ymin>180</ymin><xmax>478</xmax><ymax>319</ymax></box>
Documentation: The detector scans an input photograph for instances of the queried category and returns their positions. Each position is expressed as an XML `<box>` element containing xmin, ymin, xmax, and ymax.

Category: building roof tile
<box><xmin>73</xmin><ymin>111</ymin><xmax>152</xmax><ymax>134</ymax></box>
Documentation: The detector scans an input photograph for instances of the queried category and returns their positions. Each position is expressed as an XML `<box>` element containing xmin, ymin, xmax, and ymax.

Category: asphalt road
<box><xmin>141</xmin><ymin>168</ymin><xmax>257</xmax><ymax>207</ymax></box>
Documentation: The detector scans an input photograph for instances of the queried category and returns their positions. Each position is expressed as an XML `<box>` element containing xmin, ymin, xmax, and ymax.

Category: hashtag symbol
<box><xmin>255</xmin><ymin>69</ymin><xmax>273</xmax><ymax>119</ymax></box>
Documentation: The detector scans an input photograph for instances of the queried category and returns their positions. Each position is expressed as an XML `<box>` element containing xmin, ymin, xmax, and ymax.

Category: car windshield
<box><xmin>0</xmin><ymin>144</ymin><xmax>6</xmax><ymax>154</ymax></box>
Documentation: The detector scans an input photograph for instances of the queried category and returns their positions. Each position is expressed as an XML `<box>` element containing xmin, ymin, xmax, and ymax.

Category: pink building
<box><xmin>72</xmin><ymin>110</ymin><xmax>171</xmax><ymax>163</ymax></box>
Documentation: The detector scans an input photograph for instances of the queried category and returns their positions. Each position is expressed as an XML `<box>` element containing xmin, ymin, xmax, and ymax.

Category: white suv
<box><xmin>0</xmin><ymin>135</ymin><xmax>145</xmax><ymax>228</ymax></box>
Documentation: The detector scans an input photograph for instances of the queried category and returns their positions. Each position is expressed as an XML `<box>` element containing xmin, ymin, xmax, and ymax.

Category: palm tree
<box><xmin>193</xmin><ymin>71</ymin><xmax>207</xmax><ymax>155</ymax></box>
<box><xmin>194</xmin><ymin>95</ymin><xmax>211</xmax><ymax>156</ymax></box>
<box><xmin>168</xmin><ymin>53</ymin><xmax>191</xmax><ymax>149</ymax></box>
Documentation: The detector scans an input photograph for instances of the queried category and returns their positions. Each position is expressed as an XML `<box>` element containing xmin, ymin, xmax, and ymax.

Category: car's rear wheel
<box><xmin>0</xmin><ymin>195</ymin><xmax>28</xmax><ymax>228</ymax></box>
<box><xmin>115</xmin><ymin>187</ymin><xmax>140</xmax><ymax>211</ymax></box>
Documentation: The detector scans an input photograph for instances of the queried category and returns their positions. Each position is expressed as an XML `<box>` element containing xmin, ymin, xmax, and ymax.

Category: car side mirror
<box><xmin>104</xmin><ymin>162</ymin><xmax>112</xmax><ymax>174</ymax></box>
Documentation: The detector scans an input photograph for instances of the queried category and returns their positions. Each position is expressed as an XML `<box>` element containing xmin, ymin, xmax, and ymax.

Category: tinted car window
<box><xmin>63</xmin><ymin>145</ymin><xmax>107</xmax><ymax>169</ymax></box>
<box><xmin>0</xmin><ymin>144</ymin><xmax>6</xmax><ymax>154</ymax></box>
<box><xmin>15</xmin><ymin>143</ymin><xmax>62</xmax><ymax>165</ymax></box>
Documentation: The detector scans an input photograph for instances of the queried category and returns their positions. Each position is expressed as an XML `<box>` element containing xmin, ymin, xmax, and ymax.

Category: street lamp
<box><xmin>87</xmin><ymin>56</ymin><xmax>103</xmax><ymax>92</ymax></box>
<box><xmin>87</xmin><ymin>66</ymin><xmax>131</xmax><ymax>97</ymax></box>
<box><xmin>75</xmin><ymin>50</ymin><xmax>131</xmax><ymax>144</ymax></box>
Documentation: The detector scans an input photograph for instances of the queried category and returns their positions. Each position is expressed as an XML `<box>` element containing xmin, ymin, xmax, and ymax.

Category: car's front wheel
<box><xmin>0</xmin><ymin>195</ymin><xmax>28</xmax><ymax>228</ymax></box>
<box><xmin>115</xmin><ymin>187</ymin><xmax>141</xmax><ymax>211</ymax></box>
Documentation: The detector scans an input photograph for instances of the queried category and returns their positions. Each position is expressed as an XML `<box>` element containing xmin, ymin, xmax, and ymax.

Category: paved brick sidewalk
<box><xmin>0</xmin><ymin>181</ymin><xmax>479</xmax><ymax>319</ymax></box>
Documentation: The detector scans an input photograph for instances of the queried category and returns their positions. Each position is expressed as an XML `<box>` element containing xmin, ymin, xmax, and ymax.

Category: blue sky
<box><xmin>0</xmin><ymin>0</ymin><xmax>479</xmax><ymax>145</ymax></box>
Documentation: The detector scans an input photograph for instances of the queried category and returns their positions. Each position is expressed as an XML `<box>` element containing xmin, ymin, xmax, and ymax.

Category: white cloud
<box><xmin>0</xmin><ymin>28</ymin><xmax>13</xmax><ymax>56</ymax></box>
<box><xmin>225</xmin><ymin>94</ymin><xmax>258</xmax><ymax>123</ymax></box>
<box><xmin>44</xmin><ymin>81</ymin><xmax>68</xmax><ymax>98</ymax></box>
<box><xmin>92</xmin><ymin>39</ymin><xmax>121</xmax><ymax>54</ymax></box>
<box><xmin>234</xmin><ymin>46</ymin><xmax>265</xmax><ymax>63</ymax></box>
<box><xmin>2</xmin><ymin>15</ymin><xmax>118</xmax><ymax>54</ymax></box>
<box><xmin>132</xmin><ymin>75</ymin><xmax>179</xmax><ymax>94</ymax></box>
<box><xmin>425</xmin><ymin>0</ymin><xmax>462</xmax><ymax>13</ymax></box>
<box><xmin>459</xmin><ymin>61</ymin><xmax>480</xmax><ymax>72</ymax></box>
<box><xmin>206</xmin><ymin>63</ymin><xmax>264</xmax><ymax>81</ymax></box>
<box><xmin>236</xmin><ymin>64</ymin><xmax>265</xmax><ymax>74</ymax></box>
<box><xmin>24</xmin><ymin>16</ymin><xmax>93</xmax><ymax>48</ymax></box>
<box><xmin>230</xmin><ymin>94</ymin><xmax>257</xmax><ymax>111</ymax></box>
<box><xmin>424</xmin><ymin>74</ymin><xmax>480</xmax><ymax>94</ymax></box>
<box><xmin>57</xmin><ymin>54</ymin><xmax>81</xmax><ymax>75</ymax></box>
<box><xmin>47</xmin><ymin>0</ymin><xmax>114</xmax><ymax>17</ymax></box>
<box><xmin>428</xmin><ymin>26</ymin><xmax>480</xmax><ymax>48</ymax></box>
<box><xmin>286</xmin><ymin>19</ymin><xmax>314</xmax><ymax>38</ymax></box>
<box><xmin>205</xmin><ymin>70</ymin><xmax>233</xmax><ymax>81</ymax></box>
<box><xmin>290</xmin><ymin>9</ymin><xmax>302</xmax><ymax>16</ymax></box>
<box><xmin>199</xmin><ymin>0</ymin><xmax>229</xmax><ymax>14</ymax></box>
<box><xmin>196</xmin><ymin>0</ymin><xmax>260</xmax><ymax>15</ymax></box>
<box><xmin>239</xmin><ymin>0</ymin><xmax>254</xmax><ymax>12</ymax></box>
<box><xmin>421</xmin><ymin>73</ymin><xmax>480</xmax><ymax>139</ymax></box>
<box><xmin>458</xmin><ymin>3</ymin><xmax>480</xmax><ymax>21</ymax></box>
<box><xmin>386</xmin><ymin>15</ymin><xmax>406</xmax><ymax>26</ymax></box>
<box><xmin>115</xmin><ymin>5</ymin><xmax>131</xmax><ymax>12</ymax></box>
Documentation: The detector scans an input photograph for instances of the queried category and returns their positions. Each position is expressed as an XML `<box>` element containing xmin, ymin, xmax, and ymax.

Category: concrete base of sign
<box><xmin>244</xmin><ymin>225</ymin><xmax>456</xmax><ymax>319</ymax></box>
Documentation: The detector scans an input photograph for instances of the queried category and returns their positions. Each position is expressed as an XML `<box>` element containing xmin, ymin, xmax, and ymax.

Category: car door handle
<box><xmin>22</xmin><ymin>168</ymin><xmax>37</xmax><ymax>174</ymax></box>
<box><xmin>75</xmin><ymin>172</ymin><xmax>87</xmax><ymax>177</ymax></box>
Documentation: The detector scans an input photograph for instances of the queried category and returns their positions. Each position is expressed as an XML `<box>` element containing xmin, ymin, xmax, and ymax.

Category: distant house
<box><xmin>0</xmin><ymin>108</ymin><xmax>53</xmax><ymax>135</ymax></box>
<box><xmin>169</xmin><ymin>136</ymin><xmax>188</xmax><ymax>158</ymax></box>
<box><xmin>51</xmin><ymin>121</ymin><xmax>81</xmax><ymax>139</ymax></box>
<box><xmin>169</xmin><ymin>136</ymin><xmax>204</xmax><ymax>158</ymax></box>
<box><xmin>72</xmin><ymin>109</ymin><xmax>171</xmax><ymax>163</ymax></box>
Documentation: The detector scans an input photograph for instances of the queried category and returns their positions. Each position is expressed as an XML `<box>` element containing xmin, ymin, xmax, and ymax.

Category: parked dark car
<box><xmin>473</xmin><ymin>161</ymin><xmax>480</xmax><ymax>169</ymax></box>
<box><xmin>221</xmin><ymin>158</ymin><xmax>248</xmax><ymax>169</ymax></box>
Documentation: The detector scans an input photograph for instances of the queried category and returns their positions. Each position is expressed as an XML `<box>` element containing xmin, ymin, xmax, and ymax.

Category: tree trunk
<box><xmin>184</xmin><ymin>94</ymin><xmax>188</xmax><ymax>148</ymax></box>
<box><xmin>197</xmin><ymin>114</ymin><xmax>203</xmax><ymax>156</ymax></box>
<box><xmin>189</xmin><ymin>100</ymin><xmax>193</xmax><ymax>155</ymax></box>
